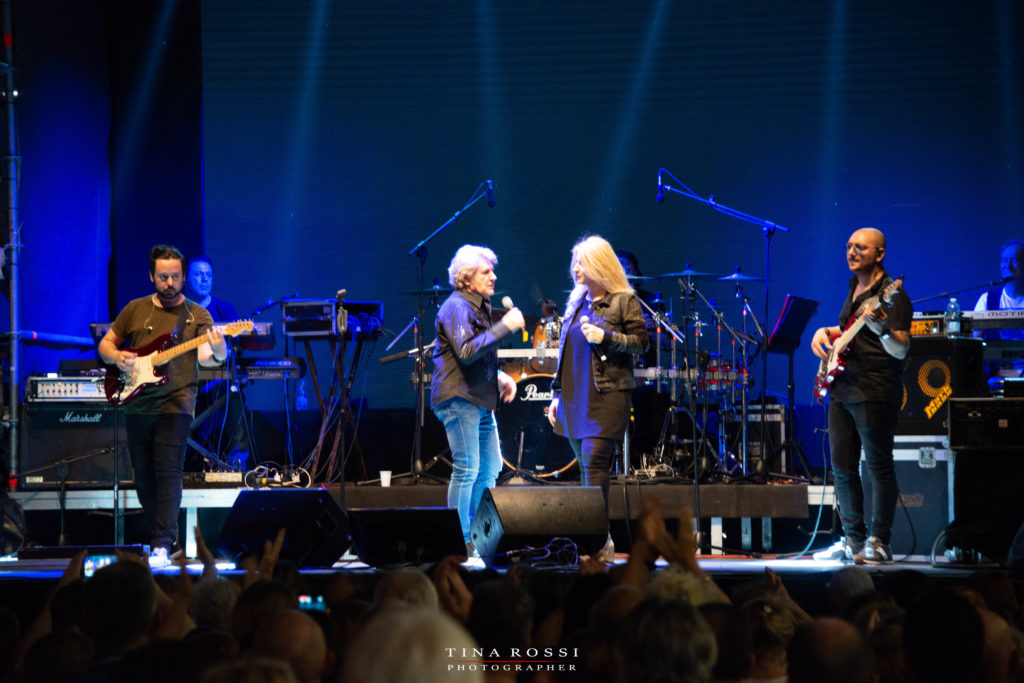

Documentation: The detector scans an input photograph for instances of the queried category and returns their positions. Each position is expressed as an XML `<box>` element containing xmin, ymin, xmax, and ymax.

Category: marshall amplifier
<box><xmin>18</xmin><ymin>402</ymin><xmax>132</xmax><ymax>489</ymax></box>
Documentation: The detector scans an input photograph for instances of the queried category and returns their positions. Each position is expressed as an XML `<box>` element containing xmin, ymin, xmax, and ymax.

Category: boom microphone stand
<box><xmin>404</xmin><ymin>180</ymin><xmax>496</xmax><ymax>484</ymax></box>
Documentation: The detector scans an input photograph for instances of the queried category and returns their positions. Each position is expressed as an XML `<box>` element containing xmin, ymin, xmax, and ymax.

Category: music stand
<box><xmin>765</xmin><ymin>295</ymin><xmax>820</xmax><ymax>481</ymax></box>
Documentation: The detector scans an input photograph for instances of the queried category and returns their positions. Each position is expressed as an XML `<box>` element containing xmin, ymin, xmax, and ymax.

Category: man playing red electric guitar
<box><xmin>98</xmin><ymin>244</ymin><xmax>228</xmax><ymax>565</ymax></box>
<box><xmin>810</xmin><ymin>227</ymin><xmax>912</xmax><ymax>564</ymax></box>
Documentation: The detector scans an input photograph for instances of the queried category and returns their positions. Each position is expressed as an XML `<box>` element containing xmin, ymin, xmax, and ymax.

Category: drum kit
<box><xmin>495</xmin><ymin>264</ymin><xmax>771</xmax><ymax>484</ymax></box>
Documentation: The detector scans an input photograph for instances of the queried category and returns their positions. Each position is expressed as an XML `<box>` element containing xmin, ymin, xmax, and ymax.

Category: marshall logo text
<box><xmin>59</xmin><ymin>411</ymin><xmax>104</xmax><ymax>424</ymax></box>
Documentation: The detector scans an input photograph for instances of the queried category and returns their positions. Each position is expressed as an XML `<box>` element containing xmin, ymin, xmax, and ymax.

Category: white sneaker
<box><xmin>148</xmin><ymin>547</ymin><xmax>170</xmax><ymax>568</ymax></box>
<box><xmin>582</xmin><ymin>535</ymin><xmax>616</xmax><ymax>564</ymax></box>
<box><xmin>812</xmin><ymin>538</ymin><xmax>860</xmax><ymax>562</ymax></box>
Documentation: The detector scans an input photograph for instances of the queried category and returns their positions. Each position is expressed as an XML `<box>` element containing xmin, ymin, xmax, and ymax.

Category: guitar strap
<box><xmin>173</xmin><ymin>302</ymin><xmax>192</xmax><ymax>343</ymax></box>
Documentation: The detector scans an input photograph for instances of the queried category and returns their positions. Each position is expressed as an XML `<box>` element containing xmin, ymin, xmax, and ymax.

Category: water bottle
<box><xmin>945</xmin><ymin>297</ymin><xmax>961</xmax><ymax>338</ymax></box>
<box><xmin>295</xmin><ymin>378</ymin><xmax>309</xmax><ymax>411</ymax></box>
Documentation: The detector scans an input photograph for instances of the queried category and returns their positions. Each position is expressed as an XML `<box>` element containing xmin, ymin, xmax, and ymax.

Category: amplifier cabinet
<box><xmin>949</xmin><ymin>398</ymin><xmax>1024</xmax><ymax>450</ymax></box>
<box><xmin>18</xmin><ymin>401</ymin><xmax>132</xmax><ymax>489</ymax></box>
<box><xmin>897</xmin><ymin>337</ymin><xmax>988</xmax><ymax>436</ymax></box>
<box><xmin>724</xmin><ymin>404</ymin><xmax>787</xmax><ymax>473</ymax></box>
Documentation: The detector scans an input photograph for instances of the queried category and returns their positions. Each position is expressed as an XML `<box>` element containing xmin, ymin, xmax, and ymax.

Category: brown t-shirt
<box><xmin>110</xmin><ymin>296</ymin><xmax>214</xmax><ymax>415</ymax></box>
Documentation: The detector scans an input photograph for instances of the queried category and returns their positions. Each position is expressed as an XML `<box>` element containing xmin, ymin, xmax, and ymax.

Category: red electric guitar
<box><xmin>104</xmin><ymin>320</ymin><xmax>254</xmax><ymax>406</ymax></box>
<box><xmin>812</xmin><ymin>276</ymin><xmax>903</xmax><ymax>402</ymax></box>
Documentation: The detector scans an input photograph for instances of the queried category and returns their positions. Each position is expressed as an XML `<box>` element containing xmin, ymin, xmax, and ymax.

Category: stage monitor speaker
<box><xmin>347</xmin><ymin>507</ymin><xmax>466</xmax><ymax>567</ymax></box>
<box><xmin>18</xmin><ymin>402</ymin><xmax>132</xmax><ymax>489</ymax></box>
<box><xmin>218</xmin><ymin>489</ymin><xmax>351</xmax><ymax>568</ymax></box>
<box><xmin>470</xmin><ymin>487</ymin><xmax>607</xmax><ymax>568</ymax></box>
<box><xmin>897</xmin><ymin>336</ymin><xmax>987</xmax><ymax>436</ymax></box>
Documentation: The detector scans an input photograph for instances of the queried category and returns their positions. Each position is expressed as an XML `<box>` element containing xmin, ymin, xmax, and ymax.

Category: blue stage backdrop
<box><xmin>7</xmin><ymin>0</ymin><xmax>1023</xmax><ymax>429</ymax></box>
<box><xmin>199</xmin><ymin>0</ymin><xmax>1023</xmax><ymax>415</ymax></box>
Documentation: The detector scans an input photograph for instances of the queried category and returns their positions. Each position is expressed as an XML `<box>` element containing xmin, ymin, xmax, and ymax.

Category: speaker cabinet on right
<box><xmin>217</xmin><ymin>489</ymin><xmax>351</xmax><ymax>568</ymax></box>
<box><xmin>470</xmin><ymin>487</ymin><xmax>607</xmax><ymax>568</ymax></box>
<box><xmin>897</xmin><ymin>336</ymin><xmax>987</xmax><ymax>436</ymax></box>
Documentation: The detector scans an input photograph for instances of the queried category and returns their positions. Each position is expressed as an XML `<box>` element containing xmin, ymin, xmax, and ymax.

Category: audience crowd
<box><xmin>1</xmin><ymin>495</ymin><xmax>1022</xmax><ymax>683</ymax></box>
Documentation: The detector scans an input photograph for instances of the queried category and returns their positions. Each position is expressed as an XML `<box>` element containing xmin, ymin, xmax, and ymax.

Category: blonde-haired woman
<box><xmin>547</xmin><ymin>235</ymin><xmax>649</xmax><ymax>552</ymax></box>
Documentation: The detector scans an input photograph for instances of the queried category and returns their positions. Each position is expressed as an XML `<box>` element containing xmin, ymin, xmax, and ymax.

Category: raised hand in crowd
<box><xmin>241</xmin><ymin>527</ymin><xmax>286</xmax><ymax>589</ymax></box>
<box><xmin>194</xmin><ymin>523</ymin><xmax>218</xmax><ymax>581</ymax></box>
<box><xmin>433</xmin><ymin>554</ymin><xmax>473</xmax><ymax>623</ymax></box>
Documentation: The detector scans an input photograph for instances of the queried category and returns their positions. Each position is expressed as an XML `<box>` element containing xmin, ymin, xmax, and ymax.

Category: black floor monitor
<box><xmin>347</xmin><ymin>507</ymin><xmax>466</xmax><ymax>567</ymax></box>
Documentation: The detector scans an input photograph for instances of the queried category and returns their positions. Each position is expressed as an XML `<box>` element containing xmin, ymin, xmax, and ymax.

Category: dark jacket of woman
<box><xmin>552</xmin><ymin>289</ymin><xmax>650</xmax><ymax>394</ymax></box>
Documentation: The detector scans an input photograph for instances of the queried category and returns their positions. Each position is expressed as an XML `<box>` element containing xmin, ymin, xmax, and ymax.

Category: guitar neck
<box><xmin>148</xmin><ymin>321</ymin><xmax>252</xmax><ymax>366</ymax></box>
<box><xmin>836</xmin><ymin>316</ymin><xmax>867</xmax><ymax>349</ymax></box>
<box><xmin>152</xmin><ymin>334</ymin><xmax>209</xmax><ymax>366</ymax></box>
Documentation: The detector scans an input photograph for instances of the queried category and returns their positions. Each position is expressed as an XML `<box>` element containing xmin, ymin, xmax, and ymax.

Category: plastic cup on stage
<box><xmin>380</xmin><ymin>470</ymin><xmax>392</xmax><ymax>487</ymax></box>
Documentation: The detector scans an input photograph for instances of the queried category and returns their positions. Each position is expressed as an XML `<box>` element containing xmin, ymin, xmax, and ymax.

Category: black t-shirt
<box><xmin>110</xmin><ymin>296</ymin><xmax>214</xmax><ymax>415</ymax></box>
<box><xmin>831</xmin><ymin>271</ymin><xmax>912</xmax><ymax>404</ymax></box>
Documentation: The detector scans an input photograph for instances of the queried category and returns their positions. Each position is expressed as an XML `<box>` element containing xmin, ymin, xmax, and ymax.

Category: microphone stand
<box><xmin>734</xmin><ymin>282</ymin><xmax>766</xmax><ymax>476</ymax></box>
<box><xmin>657</xmin><ymin>168</ymin><xmax>786</xmax><ymax>477</ymax></box>
<box><xmin>405</xmin><ymin>181</ymin><xmax>494</xmax><ymax>484</ymax></box>
<box><xmin>911</xmin><ymin>277</ymin><xmax>1011</xmax><ymax>305</ymax></box>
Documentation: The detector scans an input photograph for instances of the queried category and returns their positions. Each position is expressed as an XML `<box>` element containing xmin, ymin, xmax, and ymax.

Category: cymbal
<box><xmin>626</xmin><ymin>274</ymin><xmax>659</xmax><ymax>282</ymax></box>
<box><xmin>657</xmin><ymin>265</ymin><xmax>715</xmax><ymax>278</ymax></box>
<box><xmin>401</xmin><ymin>284</ymin><xmax>453</xmax><ymax>295</ymax></box>
<box><xmin>718</xmin><ymin>267</ymin><xmax>763</xmax><ymax>282</ymax></box>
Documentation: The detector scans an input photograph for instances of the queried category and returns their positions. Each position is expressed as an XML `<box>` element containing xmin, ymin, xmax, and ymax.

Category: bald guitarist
<box><xmin>810</xmin><ymin>227</ymin><xmax>911</xmax><ymax>565</ymax></box>
<box><xmin>98</xmin><ymin>244</ymin><xmax>228</xmax><ymax>565</ymax></box>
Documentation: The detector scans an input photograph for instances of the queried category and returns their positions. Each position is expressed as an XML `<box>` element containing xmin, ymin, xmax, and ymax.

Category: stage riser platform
<box><xmin>343</xmin><ymin>482</ymin><xmax>808</xmax><ymax>519</ymax></box>
<box><xmin>13</xmin><ymin>482</ymin><xmax>810</xmax><ymax>556</ymax></box>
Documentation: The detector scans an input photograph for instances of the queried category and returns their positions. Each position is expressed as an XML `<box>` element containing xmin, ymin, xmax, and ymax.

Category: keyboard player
<box><xmin>973</xmin><ymin>239</ymin><xmax>1024</xmax><ymax>378</ymax></box>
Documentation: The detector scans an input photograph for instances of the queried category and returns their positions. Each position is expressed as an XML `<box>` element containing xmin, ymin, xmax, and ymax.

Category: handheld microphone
<box><xmin>656</xmin><ymin>172</ymin><xmax>664</xmax><ymax>203</ymax></box>
<box><xmin>486</xmin><ymin>180</ymin><xmax>496</xmax><ymax>208</ymax></box>
<box><xmin>579</xmin><ymin>315</ymin><xmax>608</xmax><ymax>362</ymax></box>
<box><xmin>502</xmin><ymin>296</ymin><xmax>527</xmax><ymax>341</ymax></box>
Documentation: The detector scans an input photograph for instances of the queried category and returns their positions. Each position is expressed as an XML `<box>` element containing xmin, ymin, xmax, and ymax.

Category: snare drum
<box><xmin>497</xmin><ymin>375</ymin><xmax>577</xmax><ymax>478</ymax></box>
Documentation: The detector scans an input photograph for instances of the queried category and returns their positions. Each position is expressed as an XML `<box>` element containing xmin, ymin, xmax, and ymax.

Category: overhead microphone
<box><xmin>486</xmin><ymin>180</ymin><xmax>496</xmax><ymax>208</ymax></box>
<box><xmin>579</xmin><ymin>315</ymin><xmax>608</xmax><ymax>362</ymax></box>
<box><xmin>656</xmin><ymin>171</ymin><xmax>665</xmax><ymax>203</ymax></box>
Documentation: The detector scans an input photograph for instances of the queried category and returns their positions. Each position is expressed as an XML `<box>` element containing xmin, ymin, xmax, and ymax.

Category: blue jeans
<box><xmin>828</xmin><ymin>399</ymin><xmax>899</xmax><ymax>545</ymax></box>
<box><xmin>434</xmin><ymin>397</ymin><xmax>502</xmax><ymax>542</ymax></box>
<box><xmin>125</xmin><ymin>412</ymin><xmax>193</xmax><ymax>551</ymax></box>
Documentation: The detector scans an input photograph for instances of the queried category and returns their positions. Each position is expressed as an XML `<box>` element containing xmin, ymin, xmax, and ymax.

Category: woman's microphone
<box><xmin>579</xmin><ymin>315</ymin><xmax>607</xmax><ymax>361</ymax></box>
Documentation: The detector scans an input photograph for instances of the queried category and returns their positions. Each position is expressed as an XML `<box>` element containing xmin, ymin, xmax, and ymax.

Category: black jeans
<box><xmin>568</xmin><ymin>437</ymin><xmax>617</xmax><ymax>511</ymax></box>
<box><xmin>828</xmin><ymin>398</ymin><xmax>899</xmax><ymax>546</ymax></box>
<box><xmin>125</xmin><ymin>412</ymin><xmax>193</xmax><ymax>551</ymax></box>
